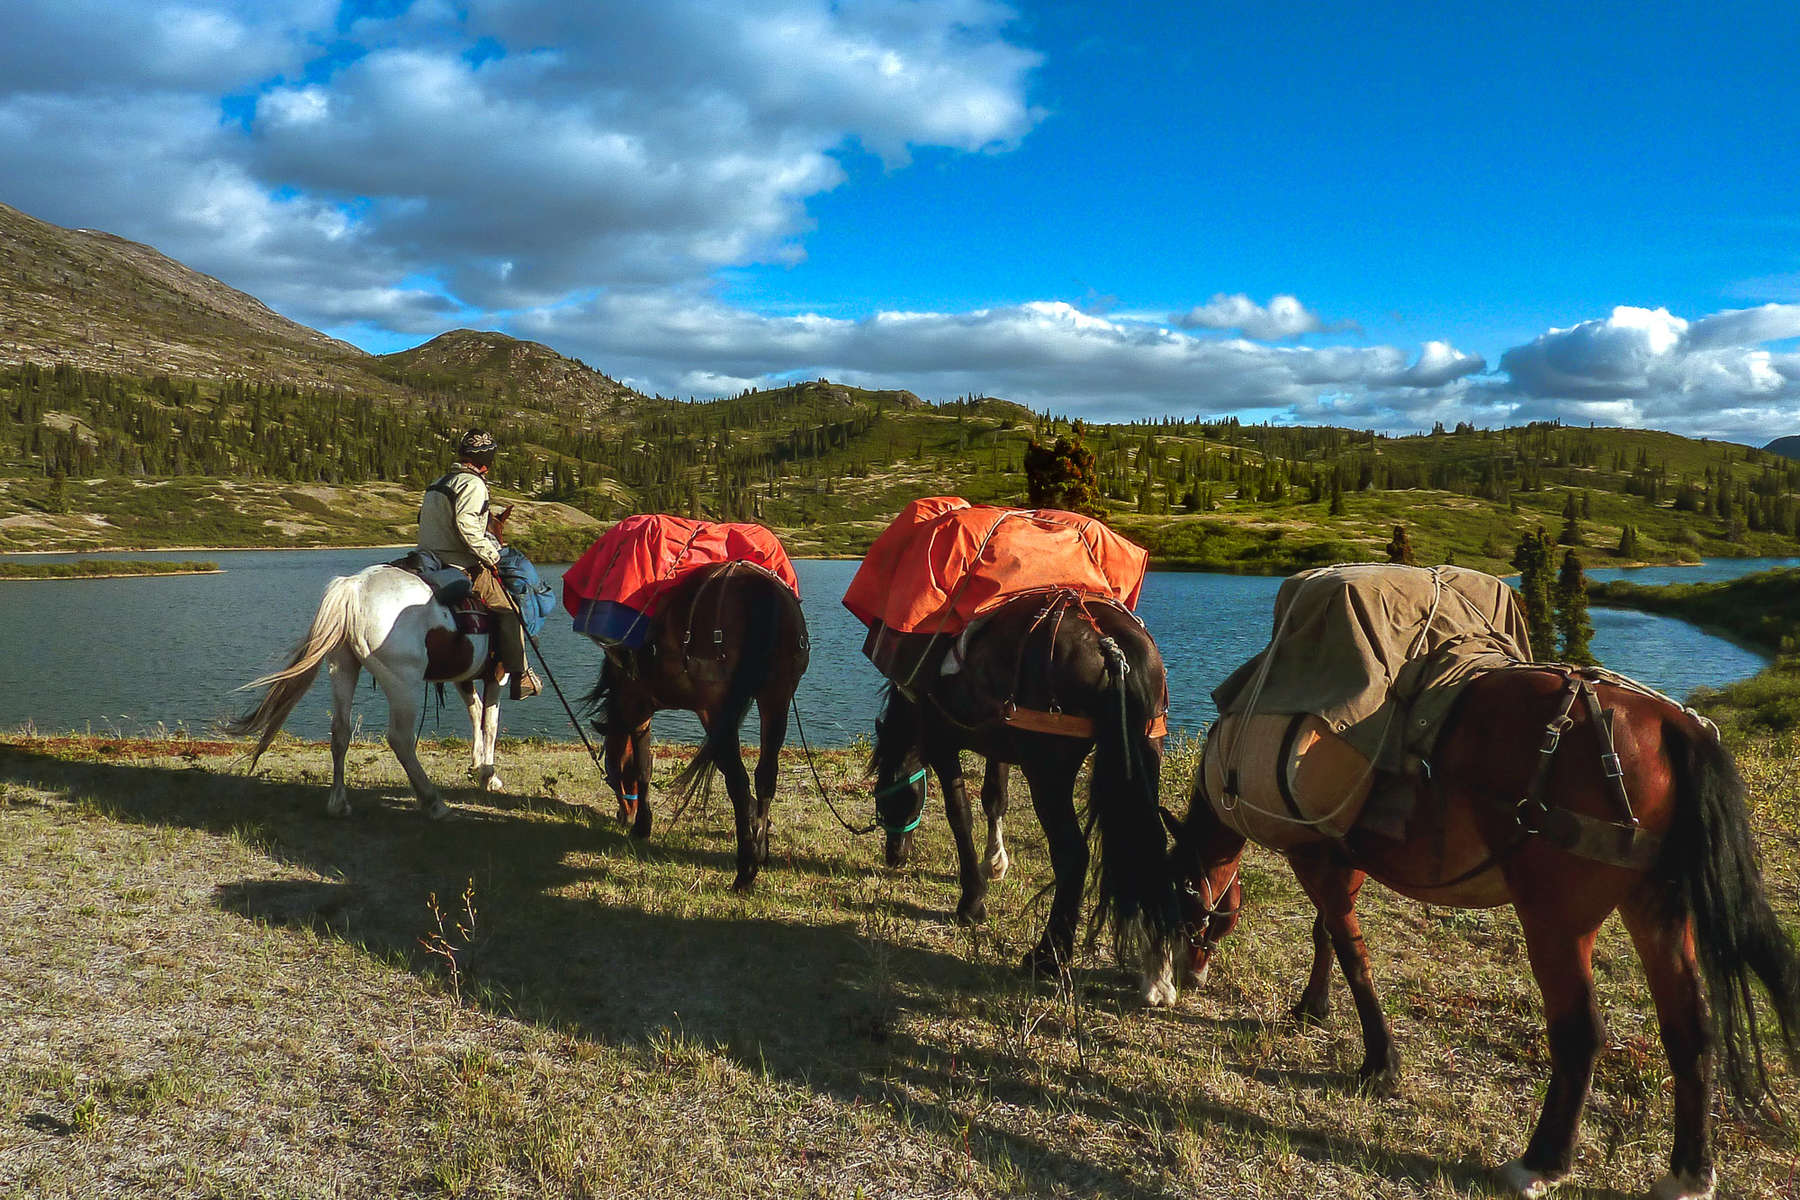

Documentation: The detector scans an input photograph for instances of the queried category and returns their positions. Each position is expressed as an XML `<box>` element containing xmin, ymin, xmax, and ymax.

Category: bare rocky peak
<box><xmin>0</xmin><ymin>201</ymin><xmax>377</xmax><ymax>389</ymax></box>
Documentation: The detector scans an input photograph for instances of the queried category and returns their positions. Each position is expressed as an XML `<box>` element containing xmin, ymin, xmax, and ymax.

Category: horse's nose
<box><xmin>884</xmin><ymin>830</ymin><xmax>911</xmax><ymax>868</ymax></box>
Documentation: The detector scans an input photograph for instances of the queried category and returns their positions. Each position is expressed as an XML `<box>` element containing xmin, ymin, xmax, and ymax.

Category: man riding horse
<box><xmin>417</xmin><ymin>427</ymin><xmax>541</xmax><ymax>700</ymax></box>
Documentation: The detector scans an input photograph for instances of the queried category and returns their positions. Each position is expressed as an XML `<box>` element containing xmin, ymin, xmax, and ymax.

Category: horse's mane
<box><xmin>868</xmin><ymin>681</ymin><xmax>917</xmax><ymax>780</ymax></box>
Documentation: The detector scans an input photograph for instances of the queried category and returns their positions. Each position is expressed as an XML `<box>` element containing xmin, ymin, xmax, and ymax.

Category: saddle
<box><xmin>934</xmin><ymin>588</ymin><xmax>1168</xmax><ymax>740</ymax></box>
<box><xmin>389</xmin><ymin>551</ymin><xmax>494</xmax><ymax>640</ymax></box>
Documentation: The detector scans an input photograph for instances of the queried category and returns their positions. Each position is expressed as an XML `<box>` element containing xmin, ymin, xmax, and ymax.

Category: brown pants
<box><xmin>471</xmin><ymin>566</ymin><xmax>527</xmax><ymax>680</ymax></box>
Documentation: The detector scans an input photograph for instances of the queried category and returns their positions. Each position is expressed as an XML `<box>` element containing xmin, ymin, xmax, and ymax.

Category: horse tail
<box><xmin>221</xmin><ymin>574</ymin><xmax>359</xmax><ymax>769</ymax></box>
<box><xmin>670</xmin><ymin>574</ymin><xmax>785</xmax><ymax>805</ymax></box>
<box><xmin>580</xmin><ymin>659</ymin><xmax>617</xmax><ymax>734</ymax></box>
<box><xmin>1662</xmin><ymin>718</ymin><xmax>1800</xmax><ymax>1114</ymax></box>
<box><xmin>1087</xmin><ymin>632</ymin><xmax>1180</xmax><ymax>948</ymax></box>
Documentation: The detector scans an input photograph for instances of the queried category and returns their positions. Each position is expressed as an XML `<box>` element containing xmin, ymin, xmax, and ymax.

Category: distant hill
<box><xmin>5</xmin><ymin>199</ymin><xmax>1800</xmax><ymax>576</ymax></box>
<box><xmin>374</xmin><ymin>329</ymin><xmax>643</xmax><ymax>420</ymax></box>
<box><xmin>1766</xmin><ymin>435</ymin><xmax>1800</xmax><ymax>460</ymax></box>
<box><xmin>0</xmin><ymin>201</ymin><xmax>379</xmax><ymax>391</ymax></box>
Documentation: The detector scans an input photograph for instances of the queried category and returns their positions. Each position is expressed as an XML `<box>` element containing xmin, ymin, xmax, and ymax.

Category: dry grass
<box><xmin>2</xmin><ymin>730</ymin><xmax>1799</xmax><ymax>1198</ymax></box>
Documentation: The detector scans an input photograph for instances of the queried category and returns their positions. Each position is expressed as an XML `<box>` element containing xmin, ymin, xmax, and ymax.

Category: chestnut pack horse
<box><xmin>583</xmin><ymin>562</ymin><xmax>808</xmax><ymax>891</ymax></box>
<box><xmin>870</xmin><ymin>589</ymin><xmax>1180</xmax><ymax>990</ymax></box>
<box><xmin>1155</xmin><ymin>666</ymin><xmax>1800</xmax><ymax>1200</ymax></box>
<box><xmin>224</xmin><ymin>562</ymin><xmax>508</xmax><ymax>818</ymax></box>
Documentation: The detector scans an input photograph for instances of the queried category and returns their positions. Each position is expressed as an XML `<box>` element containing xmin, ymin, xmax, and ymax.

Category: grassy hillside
<box><xmin>9</xmin><ymin>351</ymin><xmax>1800</xmax><ymax>572</ymax></box>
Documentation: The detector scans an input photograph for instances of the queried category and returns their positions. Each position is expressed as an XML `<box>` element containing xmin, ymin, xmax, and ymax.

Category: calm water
<box><xmin>0</xmin><ymin>550</ymin><xmax>1785</xmax><ymax>745</ymax></box>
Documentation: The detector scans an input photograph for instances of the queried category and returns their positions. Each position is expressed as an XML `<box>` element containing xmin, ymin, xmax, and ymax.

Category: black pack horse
<box><xmin>584</xmin><ymin>562</ymin><xmax>809</xmax><ymax>891</ymax></box>
<box><xmin>870</xmin><ymin>588</ymin><xmax>1181</xmax><ymax>993</ymax></box>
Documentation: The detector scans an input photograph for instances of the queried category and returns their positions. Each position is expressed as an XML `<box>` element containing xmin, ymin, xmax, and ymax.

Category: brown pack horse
<box><xmin>871</xmin><ymin>590</ymin><xmax>1181</xmax><ymax>989</ymax></box>
<box><xmin>1154</xmin><ymin>667</ymin><xmax>1800</xmax><ymax>1200</ymax></box>
<box><xmin>583</xmin><ymin>562</ymin><xmax>808</xmax><ymax>891</ymax></box>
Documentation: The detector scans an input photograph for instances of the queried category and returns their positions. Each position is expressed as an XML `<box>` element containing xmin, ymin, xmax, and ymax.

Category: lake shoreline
<box><xmin>0</xmin><ymin>568</ymin><xmax>225</xmax><ymax>581</ymax></box>
<box><xmin>0</xmin><ymin>542</ymin><xmax>1732</xmax><ymax>576</ymax></box>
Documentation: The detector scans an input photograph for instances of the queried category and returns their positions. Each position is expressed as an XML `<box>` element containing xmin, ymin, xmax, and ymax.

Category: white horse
<box><xmin>225</xmin><ymin>564</ymin><xmax>507</xmax><ymax>818</ymax></box>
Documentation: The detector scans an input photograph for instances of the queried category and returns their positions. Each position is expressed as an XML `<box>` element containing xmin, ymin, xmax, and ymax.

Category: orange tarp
<box><xmin>842</xmin><ymin>497</ymin><xmax>1148</xmax><ymax>634</ymax></box>
<box><xmin>561</xmin><ymin>514</ymin><xmax>799</xmax><ymax>616</ymax></box>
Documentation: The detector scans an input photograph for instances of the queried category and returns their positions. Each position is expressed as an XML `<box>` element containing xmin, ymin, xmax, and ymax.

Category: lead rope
<box><xmin>1097</xmin><ymin>633</ymin><xmax>1135</xmax><ymax>779</ymax></box>
<box><xmin>499</xmin><ymin>586</ymin><xmax>609</xmax><ymax>778</ymax></box>
<box><xmin>791</xmin><ymin>696</ymin><xmax>880</xmax><ymax>835</ymax></box>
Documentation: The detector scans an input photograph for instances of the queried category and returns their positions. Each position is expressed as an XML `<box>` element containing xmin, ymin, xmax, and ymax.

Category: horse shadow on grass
<box><xmin>0</xmin><ymin>744</ymin><xmax>1637</xmax><ymax>1199</ymax></box>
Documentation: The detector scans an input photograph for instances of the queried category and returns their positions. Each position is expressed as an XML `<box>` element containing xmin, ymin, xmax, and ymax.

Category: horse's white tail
<box><xmin>222</xmin><ymin>574</ymin><xmax>361</xmax><ymax>767</ymax></box>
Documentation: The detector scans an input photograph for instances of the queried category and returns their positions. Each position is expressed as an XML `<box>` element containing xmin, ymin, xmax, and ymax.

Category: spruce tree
<box><xmin>1511</xmin><ymin>526</ymin><xmax>1555</xmax><ymax>659</ymax></box>
<box><xmin>1555</xmin><ymin>549</ymin><xmax>1597</xmax><ymax>665</ymax></box>
<box><xmin>1617</xmin><ymin>523</ymin><xmax>1639</xmax><ymax>559</ymax></box>
<box><xmin>1558</xmin><ymin>490</ymin><xmax>1585</xmax><ymax>545</ymax></box>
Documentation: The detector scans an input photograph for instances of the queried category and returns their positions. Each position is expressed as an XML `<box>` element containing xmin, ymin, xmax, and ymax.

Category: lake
<box><xmin>1</xmin><ymin>549</ymin><xmax>1787</xmax><ymax>746</ymax></box>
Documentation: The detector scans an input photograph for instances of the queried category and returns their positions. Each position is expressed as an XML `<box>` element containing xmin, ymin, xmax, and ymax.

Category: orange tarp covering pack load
<box><xmin>562</xmin><ymin>514</ymin><xmax>799</xmax><ymax>648</ymax></box>
<box><xmin>842</xmin><ymin>497</ymin><xmax>1150</xmax><ymax>681</ymax></box>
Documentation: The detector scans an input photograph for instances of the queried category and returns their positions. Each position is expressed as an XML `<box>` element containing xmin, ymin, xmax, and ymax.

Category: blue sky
<box><xmin>4</xmin><ymin>0</ymin><xmax>1800</xmax><ymax>440</ymax></box>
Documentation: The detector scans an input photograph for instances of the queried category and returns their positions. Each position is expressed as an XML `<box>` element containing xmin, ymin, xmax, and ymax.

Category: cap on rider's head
<box><xmin>457</xmin><ymin>427</ymin><xmax>498</xmax><ymax>467</ymax></box>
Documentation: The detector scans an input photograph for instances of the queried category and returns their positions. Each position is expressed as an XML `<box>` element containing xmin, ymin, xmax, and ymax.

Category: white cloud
<box><xmin>1173</xmin><ymin>293</ymin><xmax>1356</xmax><ymax>340</ymax></box>
<box><xmin>512</xmin><ymin>292</ymin><xmax>1485</xmax><ymax>422</ymax></box>
<box><xmin>0</xmin><ymin>0</ymin><xmax>1042</xmax><ymax>321</ymax></box>
<box><xmin>1493</xmin><ymin>303</ymin><xmax>1800</xmax><ymax>440</ymax></box>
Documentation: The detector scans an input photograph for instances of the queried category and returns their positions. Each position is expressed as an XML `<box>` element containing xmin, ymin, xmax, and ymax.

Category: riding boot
<box><xmin>496</xmin><ymin>613</ymin><xmax>539</xmax><ymax>700</ymax></box>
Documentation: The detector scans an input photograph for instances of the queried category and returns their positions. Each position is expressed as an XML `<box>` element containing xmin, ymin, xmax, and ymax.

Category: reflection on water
<box><xmin>2</xmin><ymin>549</ymin><xmax>1786</xmax><ymax>745</ymax></box>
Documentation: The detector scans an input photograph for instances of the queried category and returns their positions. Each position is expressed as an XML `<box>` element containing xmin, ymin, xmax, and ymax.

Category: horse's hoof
<box><xmin>325</xmin><ymin>797</ymin><xmax>350</xmax><ymax>818</ymax></box>
<box><xmin>1646</xmin><ymin>1170</ymin><xmax>1715</xmax><ymax>1200</ymax></box>
<box><xmin>1357</xmin><ymin>1065</ymin><xmax>1400</xmax><ymax>1098</ymax></box>
<box><xmin>423</xmin><ymin>797</ymin><xmax>451</xmax><ymax>821</ymax></box>
<box><xmin>630</xmin><ymin>819</ymin><xmax>652</xmax><ymax>841</ymax></box>
<box><xmin>982</xmin><ymin>852</ymin><xmax>1009</xmax><ymax>881</ymax></box>
<box><xmin>953</xmin><ymin>902</ymin><xmax>987</xmax><ymax>926</ymax></box>
<box><xmin>1290</xmin><ymin>998</ymin><xmax>1329</xmax><ymax>1027</ymax></box>
<box><xmin>1140</xmin><ymin>956</ymin><xmax>1180</xmax><ymax>1008</ymax></box>
<box><xmin>731</xmin><ymin>874</ymin><xmax>756</xmax><ymax>894</ymax></box>
<box><xmin>1497</xmin><ymin>1158</ymin><xmax>1565</xmax><ymax>1199</ymax></box>
<box><xmin>483</xmin><ymin>774</ymin><xmax>505</xmax><ymax>793</ymax></box>
<box><xmin>1020</xmin><ymin>946</ymin><xmax>1068</xmax><ymax>978</ymax></box>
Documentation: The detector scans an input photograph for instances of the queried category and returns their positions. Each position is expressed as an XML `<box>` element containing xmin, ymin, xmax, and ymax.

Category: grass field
<box><xmin>4</xmin><ymin>727</ymin><xmax>1799</xmax><ymax>1199</ymax></box>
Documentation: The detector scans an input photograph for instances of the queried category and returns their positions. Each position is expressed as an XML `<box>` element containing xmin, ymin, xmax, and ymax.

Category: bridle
<box><xmin>874</xmin><ymin>767</ymin><xmax>929</xmax><ymax>835</ymax></box>
<box><xmin>1182</xmin><ymin>865</ymin><xmax>1241</xmax><ymax>954</ymax></box>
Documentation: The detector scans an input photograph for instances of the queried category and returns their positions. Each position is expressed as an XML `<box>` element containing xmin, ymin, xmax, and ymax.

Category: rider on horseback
<box><xmin>417</xmin><ymin>428</ymin><xmax>542</xmax><ymax>700</ymax></box>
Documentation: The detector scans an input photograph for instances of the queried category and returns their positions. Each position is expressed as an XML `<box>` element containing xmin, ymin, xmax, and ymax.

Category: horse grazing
<box><xmin>871</xmin><ymin>589</ymin><xmax>1179</xmax><ymax>991</ymax></box>
<box><xmin>1155</xmin><ymin>666</ymin><xmax>1800</xmax><ymax>1200</ymax></box>
<box><xmin>224</xmin><ymin>563</ymin><xmax>508</xmax><ymax>818</ymax></box>
<box><xmin>584</xmin><ymin>562</ymin><xmax>808</xmax><ymax>891</ymax></box>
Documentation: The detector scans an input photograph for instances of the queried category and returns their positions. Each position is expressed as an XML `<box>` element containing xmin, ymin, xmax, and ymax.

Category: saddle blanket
<box><xmin>561</xmin><ymin>514</ymin><xmax>799</xmax><ymax>647</ymax></box>
<box><xmin>844</xmin><ymin>497</ymin><xmax>1148</xmax><ymax>641</ymax></box>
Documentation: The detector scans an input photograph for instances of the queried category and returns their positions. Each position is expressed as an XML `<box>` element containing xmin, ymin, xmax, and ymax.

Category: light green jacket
<box><xmin>417</xmin><ymin>464</ymin><xmax>502</xmax><ymax>569</ymax></box>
